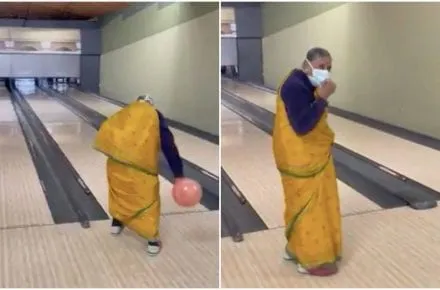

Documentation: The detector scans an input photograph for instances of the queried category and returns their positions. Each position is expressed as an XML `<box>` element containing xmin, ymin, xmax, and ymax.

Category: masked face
<box><xmin>306</xmin><ymin>59</ymin><xmax>331</xmax><ymax>87</ymax></box>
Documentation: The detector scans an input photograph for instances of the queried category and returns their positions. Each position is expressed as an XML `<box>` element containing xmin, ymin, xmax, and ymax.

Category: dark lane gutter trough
<box><xmin>220</xmin><ymin>168</ymin><xmax>268</xmax><ymax>241</ymax></box>
<box><xmin>9</xmin><ymin>85</ymin><xmax>108</xmax><ymax>227</ymax></box>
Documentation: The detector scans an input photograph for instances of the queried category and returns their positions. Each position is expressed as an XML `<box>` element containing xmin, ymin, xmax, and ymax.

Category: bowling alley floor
<box><xmin>221</xmin><ymin>206</ymin><xmax>440</xmax><ymax>288</ymax></box>
<box><xmin>0</xmin><ymin>87</ymin><xmax>219</xmax><ymax>288</ymax></box>
<box><xmin>2</xmin><ymin>212</ymin><xmax>218</xmax><ymax>288</ymax></box>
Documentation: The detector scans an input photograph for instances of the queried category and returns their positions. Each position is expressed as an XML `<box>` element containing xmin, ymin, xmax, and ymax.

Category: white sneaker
<box><xmin>110</xmin><ymin>219</ymin><xmax>124</xmax><ymax>235</ymax></box>
<box><xmin>283</xmin><ymin>251</ymin><xmax>294</xmax><ymax>261</ymax></box>
<box><xmin>147</xmin><ymin>239</ymin><xmax>162</xmax><ymax>256</ymax></box>
<box><xmin>110</xmin><ymin>225</ymin><xmax>124</xmax><ymax>235</ymax></box>
<box><xmin>296</xmin><ymin>264</ymin><xmax>308</xmax><ymax>274</ymax></box>
<box><xmin>283</xmin><ymin>250</ymin><xmax>308</xmax><ymax>274</ymax></box>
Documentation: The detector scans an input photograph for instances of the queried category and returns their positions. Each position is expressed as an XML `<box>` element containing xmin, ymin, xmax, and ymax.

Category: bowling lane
<box><xmin>221</xmin><ymin>105</ymin><xmax>380</xmax><ymax>229</ymax></box>
<box><xmin>24</xmin><ymin>91</ymin><xmax>208</xmax><ymax>215</ymax></box>
<box><xmin>223</xmin><ymin>79</ymin><xmax>440</xmax><ymax>194</ymax></box>
<box><xmin>67</xmin><ymin>88</ymin><xmax>219</xmax><ymax>177</ymax></box>
<box><xmin>0</xmin><ymin>88</ymin><xmax>54</xmax><ymax>228</ymax></box>
<box><xmin>1</xmin><ymin>211</ymin><xmax>219</xmax><ymax>288</ymax></box>
<box><xmin>222</xmin><ymin>206</ymin><xmax>440</xmax><ymax>288</ymax></box>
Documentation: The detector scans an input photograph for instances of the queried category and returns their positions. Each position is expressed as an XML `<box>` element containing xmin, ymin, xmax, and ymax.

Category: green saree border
<box><xmin>123</xmin><ymin>199</ymin><xmax>159</xmax><ymax>239</ymax></box>
<box><xmin>284</xmin><ymin>191</ymin><xmax>315</xmax><ymax>242</ymax></box>
<box><xmin>278</xmin><ymin>155</ymin><xmax>330</xmax><ymax>179</ymax></box>
<box><xmin>94</xmin><ymin>146</ymin><xmax>158</xmax><ymax>176</ymax></box>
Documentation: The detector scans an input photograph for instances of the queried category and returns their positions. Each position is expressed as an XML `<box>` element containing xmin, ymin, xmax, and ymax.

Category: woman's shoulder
<box><xmin>281</xmin><ymin>69</ymin><xmax>309</xmax><ymax>93</ymax></box>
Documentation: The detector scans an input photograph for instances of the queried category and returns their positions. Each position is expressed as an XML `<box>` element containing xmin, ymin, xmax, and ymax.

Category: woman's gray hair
<box><xmin>306</xmin><ymin>47</ymin><xmax>331</xmax><ymax>62</ymax></box>
<box><xmin>137</xmin><ymin>95</ymin><xmax>154</xmax><ymax>105</ymax></box>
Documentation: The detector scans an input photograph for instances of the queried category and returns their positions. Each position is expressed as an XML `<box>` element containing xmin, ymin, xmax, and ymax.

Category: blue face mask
<box><xmin>306</xmin><ymin>60</ymin><xmax>330</xmax><ymax>87</ymax></box>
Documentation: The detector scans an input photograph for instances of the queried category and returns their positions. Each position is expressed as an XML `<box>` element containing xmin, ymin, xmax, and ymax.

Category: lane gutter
<box><xmin>9</xmin><ymin>84</ymin><xmax>108</xmax><ymax>227</ymax></box>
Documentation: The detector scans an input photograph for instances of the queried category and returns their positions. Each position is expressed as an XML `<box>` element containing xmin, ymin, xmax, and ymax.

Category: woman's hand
<box><xmin>174</xmin><ymin>177</ymin><xmax>185</xmax><ymax>184</ymax></box>
<box><xmin>316</xmin><ymin>79</ymin><xmax>337</xmax><ymax>99</ymax></box>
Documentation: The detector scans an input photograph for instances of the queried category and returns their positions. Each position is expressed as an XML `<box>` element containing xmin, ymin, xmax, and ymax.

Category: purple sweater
<box><xmin>157</xmin><ymin>110</ymin><xmax>184</xmax><ymax>178</ymax></box>
<box><xmin>279</xmin><ymin>69</ymin><xmax>328</xmax><ymax>135</ymax></box>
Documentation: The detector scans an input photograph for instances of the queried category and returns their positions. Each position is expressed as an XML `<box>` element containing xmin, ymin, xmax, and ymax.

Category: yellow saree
<box><xmin>272</xmin><ymin>92</ymin><xmax>342</xmax><ymax>270</ymax></box>
<box><xmin>94</xmin><ymin>101</ymin><xmax>161</xmax><ymax>239</ymax></box>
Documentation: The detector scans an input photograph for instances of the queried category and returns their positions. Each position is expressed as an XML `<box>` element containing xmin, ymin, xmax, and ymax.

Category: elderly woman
<box><xmin>95</xmin><ymin>95</ymin><xmax>184</xmax><ymax>257</ymax></box>
<box><xmin>272</xmin><ymin>47</ymin><xmax>341</xmax><ymax>276</ymax></box>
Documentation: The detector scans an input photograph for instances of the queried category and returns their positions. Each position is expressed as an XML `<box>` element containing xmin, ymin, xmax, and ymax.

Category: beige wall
<box><xmin>100</xmin><ymin>4</ymin><xmax>219</xmax><ymax>135</ymax></box>
<box><xmin>261</xmin><ymin>2</ymin><xmax>342</xmax><ymax>37</ymax></box>
<box><xmin>262</xmin><ymin>3</ymin><xmax>440</xmax><ymax>139</ymax></box>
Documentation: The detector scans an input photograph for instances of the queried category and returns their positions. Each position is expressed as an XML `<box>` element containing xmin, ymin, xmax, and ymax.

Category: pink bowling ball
<box><xmin>172</xmin><ymin>178</ymin><xmax>202</xmax><ymax>207</ymax></box>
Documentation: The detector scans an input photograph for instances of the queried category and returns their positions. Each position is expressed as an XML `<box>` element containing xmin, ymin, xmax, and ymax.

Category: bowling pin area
<box><xmin>220</xmin><ymin>78</ymin><xmax>440</xmax><ymax>287</ymax></box>
<box><xmin>0</xmin><ymin>82</ymin><xmax>219</xmax><ymax>287</ymax></box>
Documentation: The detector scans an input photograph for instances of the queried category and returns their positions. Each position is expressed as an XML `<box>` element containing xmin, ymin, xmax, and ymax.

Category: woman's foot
<box><xmin>110</xmin><ymin>218</ymin><xmax>124</xmax><ymax>235</ymax></box>
<box><xmin>283</xmin><ymin>251</ymin><xmax>308</xmax><ymax>274</ymax></box>
<box><xmin>147</xmin><ymin>239</ymin><xmax>162</xmax><ymax>256</ymax></box>
<box><xmin>306</xmin><ymin>263</ymin><xmax>338</xmax><ymax>276</ymax></box>
<box><xmin>283</xmin><ymin>250</ymin><xmax>294</xmax><ymax>261</ymax></box>
<box><xmin>283</xmin><ymin>250</ymin><xmax>338</xmax><ymax>276</ymax></box>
